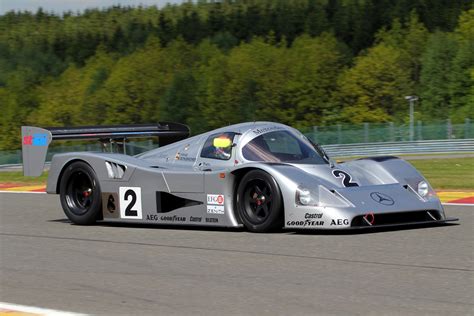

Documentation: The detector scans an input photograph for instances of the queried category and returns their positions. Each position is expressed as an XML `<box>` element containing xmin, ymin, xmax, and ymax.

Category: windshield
<box><xmin>242</xmin><ymin>130</ymin><xmax>328</xmax><ymax>164</ymax></box>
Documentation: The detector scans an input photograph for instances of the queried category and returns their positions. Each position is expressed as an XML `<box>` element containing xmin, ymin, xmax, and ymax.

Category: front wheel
<box><xmin>59</xmin><ymin>161</ymin><xmax>102</xmax><ymax>225</ymax></box>
<box><xmin>236</xmin><ymin>170</ymin><xmax>283</xmax><ymax>233</ymax></box>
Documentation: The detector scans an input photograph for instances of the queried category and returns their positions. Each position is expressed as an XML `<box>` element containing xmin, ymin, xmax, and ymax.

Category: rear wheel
<box><xmin>236</xmin><ymin>170</ymin><xmax>283</xmax><ymax>233</ymax></box>
<box><xmin>59</xmin><ymin>161</ymin><xmax>102</xmax><ymax>225</ymax></box>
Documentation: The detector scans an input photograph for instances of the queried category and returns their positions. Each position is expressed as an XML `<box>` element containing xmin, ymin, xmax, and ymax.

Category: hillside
<box><xmin>0</xmin><ymin>0</ymin><xmax>472</xmax><ymax>150</ymax></box>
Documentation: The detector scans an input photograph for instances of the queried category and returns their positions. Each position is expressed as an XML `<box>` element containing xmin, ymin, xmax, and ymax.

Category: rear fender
<box><xmin>47</xmin><ymin>152</ymin><xmax>146</xmax><ymax>194</ymax></box>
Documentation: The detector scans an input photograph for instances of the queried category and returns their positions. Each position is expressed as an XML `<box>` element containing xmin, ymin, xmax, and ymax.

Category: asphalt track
<box><xmin>0</xmin><ymin>193</ymin><xmax>473</xmax><ymax>315</ymax></box>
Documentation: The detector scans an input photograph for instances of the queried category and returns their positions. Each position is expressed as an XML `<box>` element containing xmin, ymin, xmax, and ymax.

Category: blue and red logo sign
<box><xmin>23</xmin><ymin>133</ymin><xmax>48</xmax><ymax>146</ymax></box>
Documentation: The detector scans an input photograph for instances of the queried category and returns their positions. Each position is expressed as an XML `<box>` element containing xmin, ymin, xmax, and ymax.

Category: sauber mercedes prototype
<box><xmin>21</xmin><ymin>122</ymin><xmax>457</xmax><ymax>232</ymax></box>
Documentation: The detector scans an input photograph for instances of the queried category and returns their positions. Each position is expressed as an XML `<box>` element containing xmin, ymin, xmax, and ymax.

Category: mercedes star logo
<box><xmin>370</xmin><ymin>192</ymin><xmax>395</xmax><ymax>205</ymax></box>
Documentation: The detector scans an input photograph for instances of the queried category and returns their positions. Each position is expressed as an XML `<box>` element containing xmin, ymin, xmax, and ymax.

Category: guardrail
<box><xmin>1</xmin><ymin>139</ymin><xmax>473</xmax><ymax>168</ymax></box>
<box><xmin>323</xmin><ymin>139</ymin><xmax>474</xmax><ymax>158</ymax></box>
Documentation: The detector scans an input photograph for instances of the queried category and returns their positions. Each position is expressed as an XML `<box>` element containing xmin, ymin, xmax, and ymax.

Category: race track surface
<box><xmin>0</xmin><ymin>193</ymin><xmax>473</xmax><ymax>315</ymax></box>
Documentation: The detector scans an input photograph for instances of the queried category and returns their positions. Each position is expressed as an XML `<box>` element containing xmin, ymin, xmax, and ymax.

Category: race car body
<box><xmin>22</xmin><ymin>122</ymin><xmax>457</xmax><ymax>232</ymax></box>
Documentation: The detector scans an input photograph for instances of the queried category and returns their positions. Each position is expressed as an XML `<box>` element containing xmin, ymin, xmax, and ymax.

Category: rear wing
<box><xmin>21</xmin><ymin>122</ymin><xmax>189</xmax><ymax>176</ymax></box>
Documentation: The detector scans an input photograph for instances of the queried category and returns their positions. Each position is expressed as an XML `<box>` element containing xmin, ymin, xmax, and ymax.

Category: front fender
<box><xmin>342</xmin><ymin>156</ymin><xmax>431</xmax><ymax>191</ymax></box>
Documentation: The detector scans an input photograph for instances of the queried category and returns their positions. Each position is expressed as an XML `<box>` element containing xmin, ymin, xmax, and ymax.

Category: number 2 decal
<box><xmin>332</xmin><ymin>170</ymin><xmax>359</xmax><ymax>187</ymax></box>
<box><xmin>119</xmin><ymin>187</ymin><xmax>143</xmax><ymax>219</ymax></box>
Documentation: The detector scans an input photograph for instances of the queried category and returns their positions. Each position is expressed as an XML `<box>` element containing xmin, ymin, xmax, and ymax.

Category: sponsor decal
<box><xmin>146</xmin><ymin>215</ymin><xmax>188</xmax><ymax>222</ymax></box>
<box><xmin>305</xmin><ymin>213</ymin><xmax>323</xmax><ymax>219</ymax></box>
<box><xmin>370</xmin><ymin>192</ymin><xmax>395</xmax><ymax>205</ymax></box>
<box><xmin>159</xmin><ymin>215</ymin><xmax>186</xmax><ymax>222</ymax></box>
<box><xmin>252</xmin><ymin>126</ymin><xmax>283</xmax><ymax>135</ymax></box>
<box><xmin>22</xmin><ymin>136</ymin><xmax>32</xmax><ymax>145</ymax></box>
<box><xmin>23</xmin><ymin>133</ymin><xmax>48</xmax><ymax>146</ymax></box>
<box><xmin>207</xmin><ymin>194</ymin><xmax>225</xmax><ymax>205</ymax></box>
<box><xmin>207</xmin><ymin>205</ymin><xmax>224</xmax><ymax>214</ymax></box>
<box><xmin>330</xmin><ymin>219</ymin><xmax>349</xmax><ymax>226</ymax></box>
<box><xmin>287</xmin><ymin>220</ymin><xmax>324</xmax><ymax>227</ymax></box>
<box><xmin>206</xmin><ymin>218</ymin><xmax>218</xmax><ymax>223</ymax></box>
<box><xmin>119</xmin><ymin>187</ymin><xmax>143</xmax><ymax>219</ymax></box>
<box><xmin>190</xmin><ymin>216</ymin><xmax>202</xmax><ymax>222</ymax></box>
<box><xmin>175</xmin><ymin>152</ymin><xmax>196</xmax><ymax>162</ymax></box>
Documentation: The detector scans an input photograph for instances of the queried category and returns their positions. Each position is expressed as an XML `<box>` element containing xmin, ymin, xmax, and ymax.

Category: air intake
<box><xmin>351</xmin><ymin>210</ymin><xmax>442</xmax><ymax>227</ymax></box>
<box><xmin>105</xmin><ymin>162</ymin><xmax>126</xmax><ymax>179</ymax></box>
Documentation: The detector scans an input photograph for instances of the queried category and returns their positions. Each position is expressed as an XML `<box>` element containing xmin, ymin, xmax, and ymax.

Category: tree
<box><xmin>285</xmin><ymin>33</ymin><xmax>348</xmax><ymax>127</ymax></box>
<box><xmin>305</xmin><ymin>1</ymin><xmax>329</xmax><ymax>37</ymax></box>
<box><xmin>375</xmin><ymin>12</ymin><xmax>428</xmax><ymax>85</ymax></box>
<box><xmin>419</xmin><ymin>32</ymin><xmax>457</xmax><ymax>120</ymax></box>
<box><xmin>159</xmin><ymin>71</ymin><xmax>198</xmax><ymax>124</ymax></box>
<box><xmin>402</xmin><ymin>12</ymin><xmax>429</xmax><ymax>84</ymax></box>
<box><xmin>449</xmin><ymin>9</ymin><xmax>474</xmax><ymax>122</ymax></box>
<box><xmin>0</xmin><ymin>89</ymin><xmax>23</xmax><ymax>150</ymax></box>
<box><xmin>336</xmin><ymin>43</ymin><xmax>413</xmax><ymax>123</ymax></box>
<box><xmin>156</xmin><ymin>12</ymin><xmax>174</xmax><ymax>46</ymax></box>
<box><xmin>30</xmin><ymin>48</ymin><xmax>117</xmax><ymax>127</ymax></box>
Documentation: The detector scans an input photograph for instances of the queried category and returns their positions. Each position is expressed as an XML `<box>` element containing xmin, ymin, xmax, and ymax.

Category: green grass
<box><xmin>407</xmin><ymin>158</ymin><xmax>474</xmax><ymax>190</ymax></box>
<box><xmin>0</xmin><ymin>171</ymin><xmax>49</xmax><ymax>185</ymax></box>
<box><xmin>0</xmin><ymin>157</ymin><xmax>472</xmax><ymax>190</ymax></box>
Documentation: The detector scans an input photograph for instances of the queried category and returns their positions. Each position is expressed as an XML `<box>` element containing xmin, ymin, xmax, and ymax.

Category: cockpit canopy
<box><xmin>242</xmin><ymin>130</ymin><xmax>328</xmax><ymax>164</ymax></box>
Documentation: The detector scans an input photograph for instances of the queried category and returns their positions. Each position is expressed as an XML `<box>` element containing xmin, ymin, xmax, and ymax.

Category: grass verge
<box><xmin>407</xmin><ymin>157</ymin><xmax>474</xmax><ymax>190</ymax></box>
<box><xmin>0</xmin><ymin>171</ymin><xmax>49</xmax><ymax>185</ymax></box>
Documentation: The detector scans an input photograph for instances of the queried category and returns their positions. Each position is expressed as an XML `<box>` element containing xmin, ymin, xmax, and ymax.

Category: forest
<box><xmin>0</xmin><ymin>0</ymin><xmax>472</xmax><ymax>150</ymax></box>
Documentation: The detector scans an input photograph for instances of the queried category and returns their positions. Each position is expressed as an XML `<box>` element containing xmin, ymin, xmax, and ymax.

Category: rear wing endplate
<box><xmin>21</xmin><ymin>123</ymin><xmax>189</xmax><ymax>176</ymax></box>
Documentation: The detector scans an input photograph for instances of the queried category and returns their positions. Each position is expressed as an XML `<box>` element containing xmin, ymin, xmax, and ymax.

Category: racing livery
<box><xmin>22</xmin><ymin>122</ymin><xmax>457</xmax><ymax>232</ymax></box>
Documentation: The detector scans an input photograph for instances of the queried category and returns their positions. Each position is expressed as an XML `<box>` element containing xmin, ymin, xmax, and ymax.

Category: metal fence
<box><xmin>303</xmin><ymin>119</ymin><xmax>472</xmax><ymax>145</ymax></box>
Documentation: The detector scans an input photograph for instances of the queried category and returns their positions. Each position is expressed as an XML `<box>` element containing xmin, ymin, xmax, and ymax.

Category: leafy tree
<box><xmin>305</xmin><ymin>1</ymin><xmax>329</xmax><ymax>37</ymax></box>
<box><xmin>0</xmin><ymin>89</ymin><xmax>23</xmax><ymax>150</ymax></box>
<box><xmin>159</xmin><ymin>71</ymin><xmax>198</xmax><ymax>125</ymax></box>
<box><xmin>156</xmin><ymin>12</ymin><xmax>174</xmax><ymax>46</ymax></box>
<box><xmin>285</xmin><ymin>34</ymin><xmax>348</xmax><ymax>127</ymax></box>
<box><xmin>30</xmin><ymin>49</ymin><xmax>117</xmax><ymax>127</ymax></box>
<box><xmin>420</xmin><ymin>32</ymin><xmax>457</xmax><ymax>120</ymax></box>
<box><xmin>449</xmin><ymin>9</ymin><xmax>474</xmax><ymax>122</ymax></box>
<box><xmin>402</xmin><ymin>12</ymin><xmax>429</xmax><ymax>84</ymax></box>
<box><xmin>336</xmin><ymin>43</ymin><xmax>412</xmax><ymax>123</ymax></box>
<box><xmin>376</xmin><ymin>12</ymin><xmax>428</xmax><ymax>85</ymax></box>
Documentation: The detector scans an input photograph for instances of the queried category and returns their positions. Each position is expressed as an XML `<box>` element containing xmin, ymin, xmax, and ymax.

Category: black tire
<box><xmin>236</xmin><ymin>170</ymin><xmax>283</xmax><ymax>233</ymax></box>
<box><xmin>59</xmin><ymin>161</ymin><xmax>102</xmax><ymax>225</ymax></box>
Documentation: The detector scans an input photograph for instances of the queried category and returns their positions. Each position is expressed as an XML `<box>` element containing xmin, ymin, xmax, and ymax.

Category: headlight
<box><xmin>417</xmin><ymin>181</ymin><xmax>429</xmax><ymax>197</ymax></box>
<box><xmin>296</xmin><ymin>186</ymin><xmax>318</xmax><ymax>206</ymax></box>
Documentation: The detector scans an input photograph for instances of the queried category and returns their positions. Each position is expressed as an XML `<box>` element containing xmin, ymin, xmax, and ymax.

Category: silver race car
<box><xmin>22</xmin><ymin>122</ymin><xmax>457</xmax><ymax>232</ymax></box>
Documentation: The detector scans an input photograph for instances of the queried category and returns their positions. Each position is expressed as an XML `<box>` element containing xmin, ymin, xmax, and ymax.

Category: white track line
<box><xmin>0</xmin><ymin>302</ymin><xmax>87</xmax><ymax>316</ymax></box>
<box><xmin>0</xmin><ymin>190</ymin><xmax>45</xmax><ymax>194</ymax></box>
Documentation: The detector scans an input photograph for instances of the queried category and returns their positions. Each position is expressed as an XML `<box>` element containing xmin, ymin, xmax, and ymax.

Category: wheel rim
<box><xmin>65</xmin><ymin>170</ymin><xmax>94</xmax><ymax>216</ymax></box>
<box><xmin>242</xmin><ymin>178</ymin><xmax>273</xmax><ymax>224</ymax></box>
